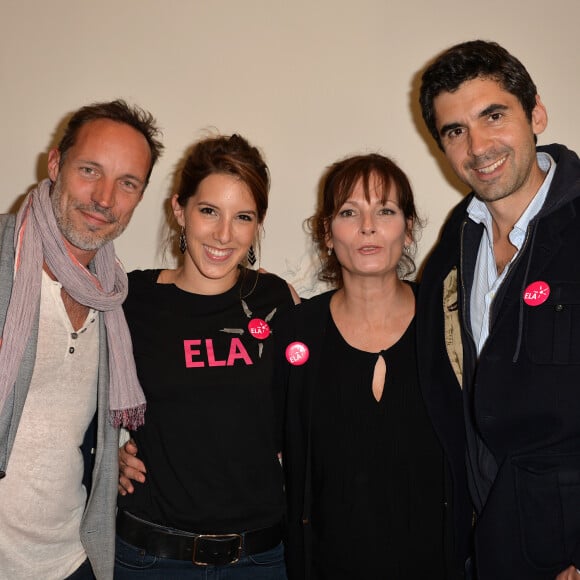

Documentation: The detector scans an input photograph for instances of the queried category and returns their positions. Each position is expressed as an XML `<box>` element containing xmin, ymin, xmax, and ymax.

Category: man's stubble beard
<box><xmin>50</xmin><ymin>176</ymin><xmax>128</xmax><ymax>252</ymax></box>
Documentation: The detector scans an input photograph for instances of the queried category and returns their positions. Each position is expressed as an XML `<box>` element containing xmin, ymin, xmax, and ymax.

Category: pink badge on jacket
<box><xmin>285</xmin><ymin>342</ymin><xmax>309</xmax><ymax>366</ymax></box>
<box><xmin>523</xmin><ymin>280</ymin><xmax>550</xmax><ymax>307</ymax></box>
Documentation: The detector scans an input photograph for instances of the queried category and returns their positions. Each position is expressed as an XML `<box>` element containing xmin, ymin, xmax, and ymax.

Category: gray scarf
<box><xmin>0</xmin><ymin>179</ymin><xmax>145</xmax><ymax>429</ymax></box>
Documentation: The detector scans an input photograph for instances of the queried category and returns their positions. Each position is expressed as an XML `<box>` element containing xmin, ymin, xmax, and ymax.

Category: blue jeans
<box><xmin>114</xmin><ymin>535</ymin><xmax>288</xmax><ymax>580</ymax></box>
<box><xmin>65</xmin><ymin>559</ymin><xmax>95</xmax><ymax>580</ymax></box>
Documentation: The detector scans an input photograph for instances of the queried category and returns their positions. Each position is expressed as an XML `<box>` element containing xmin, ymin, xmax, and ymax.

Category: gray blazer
<box><xmin>0</xmin><ymin>213</ymin><xmax>119</xmax><ymax>579</ymax></box>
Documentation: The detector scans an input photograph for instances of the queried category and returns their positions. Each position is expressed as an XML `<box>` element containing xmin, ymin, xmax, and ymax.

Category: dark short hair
<box><xmin>175</xmin><ymin>133</ymin><xmax>270</xmax><ymax>224</ymax></box>
<box><xmin>308</xmin><ymin>153</ymin><xmax>420</xmax><ymax>287</ymax></box>
<box><xmin>57</xmin><ymin>99</ymin><xmax>164</xmax><ymax>182</ymax></box>
<box><xmin>420</xmin><ymin>40</ymin><xmax>538</xmax><ymax>149</ymax></box>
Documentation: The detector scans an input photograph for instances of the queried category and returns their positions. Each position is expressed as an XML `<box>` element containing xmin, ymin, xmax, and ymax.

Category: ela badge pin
<box><xmin>523</xmin><ymin>280</ymin><xmax>550</xmax><ymax>307</ymax></box>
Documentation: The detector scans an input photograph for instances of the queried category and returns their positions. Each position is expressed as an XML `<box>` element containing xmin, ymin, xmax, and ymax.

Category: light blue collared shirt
<box><xmin>468</xmin><ymin>152</ymin><xmax>556</xmax><ymax>355</ymax></box>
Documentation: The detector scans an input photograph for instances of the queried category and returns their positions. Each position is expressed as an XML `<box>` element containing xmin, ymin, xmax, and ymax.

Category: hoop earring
<box><xmin>179</xmin><ymin>227</ymin><xmax>187</xmax><ymax>254</ymax></box>
<box><xmin>247</xmin><ymin>245</ymin><xmax>257</xmax><ymax>266</ymax></box>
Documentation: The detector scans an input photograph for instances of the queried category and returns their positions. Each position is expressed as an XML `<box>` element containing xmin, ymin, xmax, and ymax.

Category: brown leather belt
<box><xmin>117</xmin><ymin>510</ymin><xmax>282</xmax><ymax>566</ymax></box>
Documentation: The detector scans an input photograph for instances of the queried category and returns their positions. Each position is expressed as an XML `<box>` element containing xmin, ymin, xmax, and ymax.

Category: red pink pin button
<box><xmin>286</xmin><ymin>342</ymin><xmax>309</xmax><ymax>366</ymax></box>
<box><xmin>248</xmin><ymin>318</ymin><xmax>271</xmax><ymax>340</ymax></box>
<box><xmin>523</xmin><ymin>281</ymin><xmax>550</xmax><ymax>307</ymax></box>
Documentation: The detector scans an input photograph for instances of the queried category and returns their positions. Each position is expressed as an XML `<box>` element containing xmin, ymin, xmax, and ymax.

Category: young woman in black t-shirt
<box><xmin>115</xmin><ymin>134</ymin><xmax>298</xmax><ymax>579</ymax></box>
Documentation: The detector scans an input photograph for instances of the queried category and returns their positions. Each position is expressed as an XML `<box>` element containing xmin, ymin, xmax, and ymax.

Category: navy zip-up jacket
<box><xmin>418</xmin><ymin>144</ymin><xmax>580</xmax><ymax>579</ymax></box>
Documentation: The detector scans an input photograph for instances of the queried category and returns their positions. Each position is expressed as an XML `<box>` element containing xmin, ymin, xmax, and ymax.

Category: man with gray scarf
<box><xmin>0</xmin><ymin>100</ymin><xmax>163</xmax><ymax>579</ymax></box>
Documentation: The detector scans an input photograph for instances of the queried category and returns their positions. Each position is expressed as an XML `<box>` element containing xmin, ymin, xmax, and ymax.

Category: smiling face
<box><xmin>173</xmin><ymin>172</ymin><xmax>260</xmax><ymax>294</ymax></box>
<box><xmin>327</xmin><ymin>174</ymin><xmax>411</xmax><ymax>283</ymax></box>
<box><xmin>47</xmin><ymin>118</ymin><xmax>151</xmax><ymax>263</ymax></box>
<box><xmin>434</xmin><ymin>77</ymin><xmax>548</xmax><ymax>206</ymax></box>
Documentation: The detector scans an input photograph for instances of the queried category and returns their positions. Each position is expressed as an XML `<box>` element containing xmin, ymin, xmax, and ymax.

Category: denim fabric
<box><xmin>114</xmin><ymin>535</ymin><xmax>287</xmax><ymax>580</ymax></box>
<box><xmin>65</xmin><ymin>559</ymin><xmax>96</xmax><ymax>580</ymax></box>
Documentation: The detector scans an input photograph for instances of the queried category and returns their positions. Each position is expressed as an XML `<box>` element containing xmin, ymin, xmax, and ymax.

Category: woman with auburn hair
<box><xmin>279</xmin><ymin>153</ymin><xmax>450</xmax><ymax>579</ymax></box>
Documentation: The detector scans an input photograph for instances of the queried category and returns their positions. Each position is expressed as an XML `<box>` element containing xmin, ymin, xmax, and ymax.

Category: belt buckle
<box><xmin>192</xmin><ymin>533</ymin><xmax>243</xmax><ymax>566</ymax></box>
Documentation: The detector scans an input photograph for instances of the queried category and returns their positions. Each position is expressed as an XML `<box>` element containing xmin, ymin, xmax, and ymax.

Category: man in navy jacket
<box><xmin>417</xmin><ymin>40</ymin><xmax>580</xmax><ymax>580</ymax></box>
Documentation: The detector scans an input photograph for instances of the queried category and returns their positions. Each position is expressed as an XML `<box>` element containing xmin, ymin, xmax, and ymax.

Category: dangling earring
<box><xmin>327</xmin><ymin>247</ymin><xmax>333</xmax><ymax>256</ymax></box>
<box><xmin>247</xmin><ymin>245</ymin><xmax>257</xmax><ymax>266</ymax></box>
<box><xmin>179</xmin><ymin>227</ymin><xmax>187</xmax><ymax>254</ymax></box>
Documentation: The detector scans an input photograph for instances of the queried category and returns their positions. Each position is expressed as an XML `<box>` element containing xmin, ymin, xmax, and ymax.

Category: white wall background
<box><xmin>2</xmin><ymin>0</ymin><xmax>579</xmax><ymax>297</ymax></box>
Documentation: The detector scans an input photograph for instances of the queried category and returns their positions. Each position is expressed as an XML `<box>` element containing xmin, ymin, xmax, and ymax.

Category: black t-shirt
<box><xmin>118</xmin><ymin>268</ymin><xmax>294</xmax><ymax>533</ymax></box>
<box><xmin>310</xmin><ymin>316</ymin><xmax>446</xmax><ymax>579</ymax></box>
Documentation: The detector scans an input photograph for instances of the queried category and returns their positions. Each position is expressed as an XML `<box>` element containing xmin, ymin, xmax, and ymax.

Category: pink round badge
<box><xmin>286</xmin><ymin>342</ymin><xmax>310</xmax><ymax>366</ymax></box>
<box><xmin>248</xmin><ymin>318</ymin><xmax>271</xmax><ymax>340</ymax></box>
<box><xmin>523</xmin><ymin>280</ymin><xmax>550</xmax><ymax>307</ymax></box>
